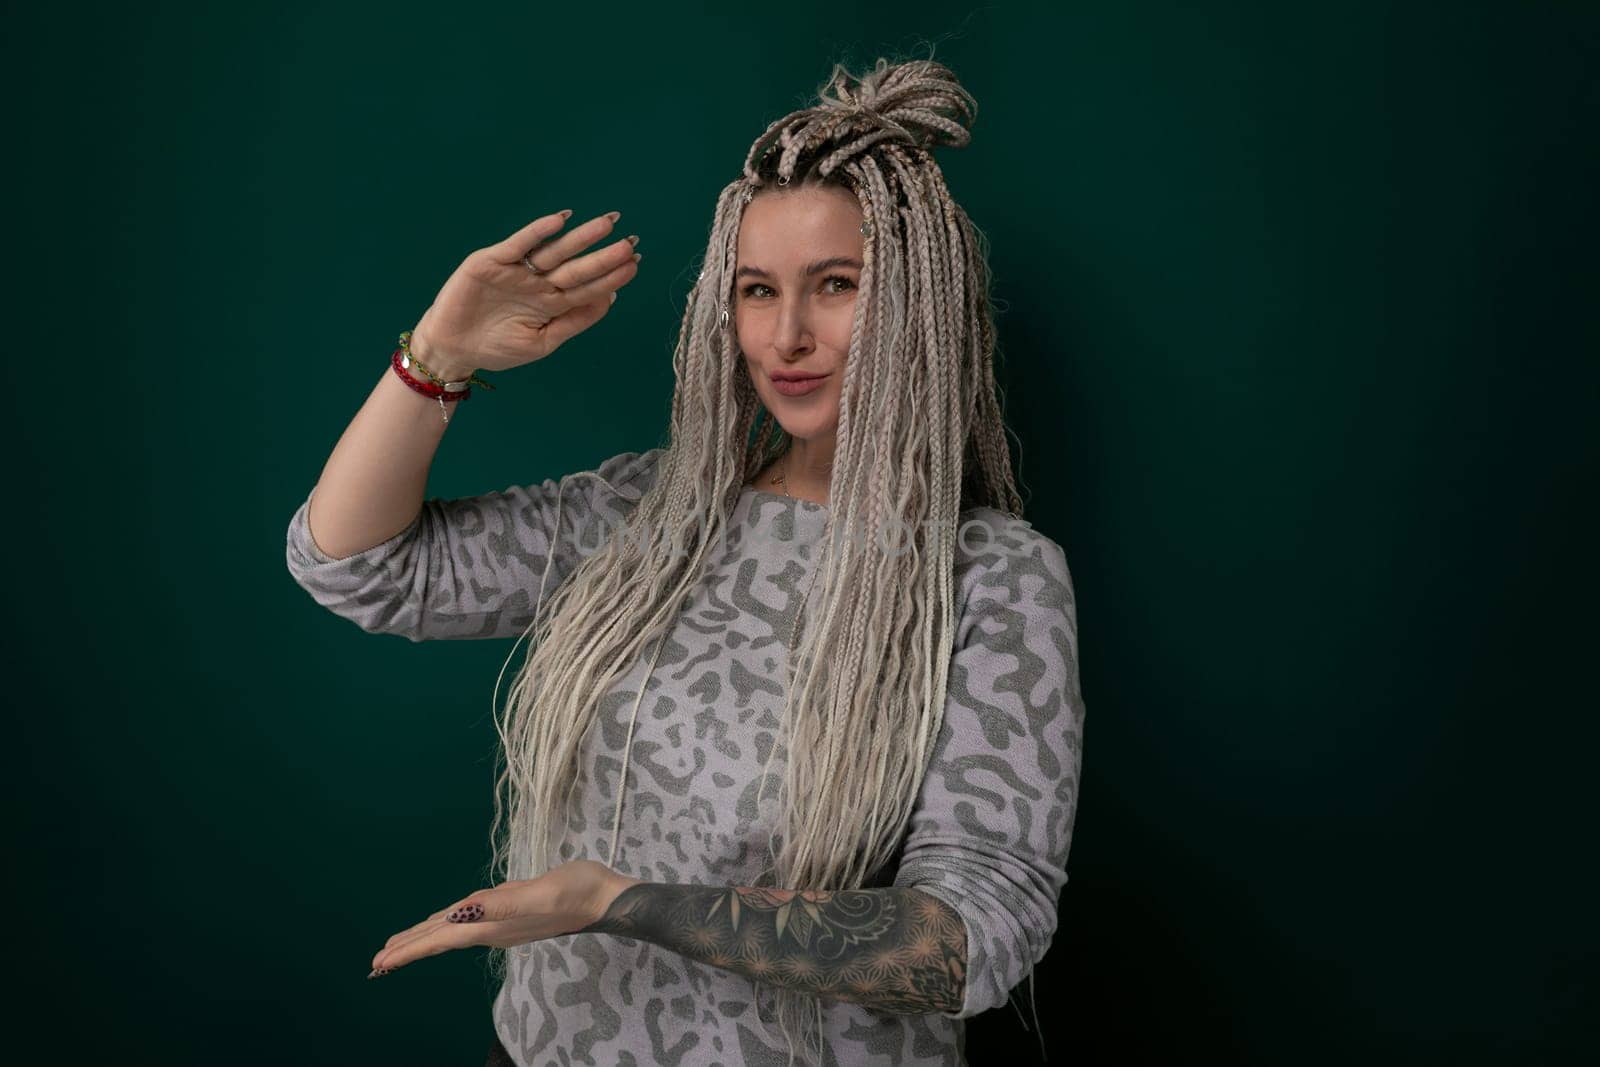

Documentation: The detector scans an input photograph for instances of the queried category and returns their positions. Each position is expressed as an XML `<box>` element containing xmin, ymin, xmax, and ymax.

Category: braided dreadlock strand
<box><xmin>480</xmin><ymin>54</ymin><xmax>1024</xmax><ymax>1067</ymax></box>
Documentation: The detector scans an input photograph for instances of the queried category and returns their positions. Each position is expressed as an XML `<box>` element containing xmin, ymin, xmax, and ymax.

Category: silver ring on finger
<box><xmin>522</xmin><ymin>249</ymin><xmax>545</xmax><ymax>275</ymax></box>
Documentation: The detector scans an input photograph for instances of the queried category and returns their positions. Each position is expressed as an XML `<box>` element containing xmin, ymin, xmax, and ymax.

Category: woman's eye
<box><xmin>740</xmin><ymin>276</ymin><xmax>856</xmax><ymax>299</ymax></box>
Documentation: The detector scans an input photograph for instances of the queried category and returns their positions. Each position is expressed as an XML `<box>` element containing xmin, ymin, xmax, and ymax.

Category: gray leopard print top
<box><xmin>284</xmin><ymin>447</ymin><xmax>1085</xmax><ymax>1066</ymax></box>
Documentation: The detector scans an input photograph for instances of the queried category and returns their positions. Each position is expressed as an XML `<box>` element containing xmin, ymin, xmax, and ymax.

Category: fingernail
<box><xmin>446</xmin><ymin>903</ymin><xmax>484</xmax><ymax>923</ymax></box>
<box><xmin>367</xmin><ymin>967</ymin><xmax>392</xmax><ymax>979</ymax></box>
<box><xmin>559</xmin><ymin>209</ymin><xmax>573</xmax><ymax>218</ymax></box>
<box><xmin>606</xmin><ymin>210</ymin><xmax>622</xmax><ymax>223</ymax></box>
<box><xmin>626</xmin><ymin>234</ymin><xmax>640</xmax><ymax>247</ymax></box>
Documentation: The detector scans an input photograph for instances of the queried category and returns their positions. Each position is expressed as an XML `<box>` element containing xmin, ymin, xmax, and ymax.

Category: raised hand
<box><xmin>407</xmin><ymin>209</ymin><xmax>641</xmax><ymax>379</ymax></box>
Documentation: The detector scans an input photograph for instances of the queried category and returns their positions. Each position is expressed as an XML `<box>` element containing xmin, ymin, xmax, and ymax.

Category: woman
<box><xmin>286</xmin><ymin>55</ymin><xmax>1085</xmax><ymax>1067</ymax></box>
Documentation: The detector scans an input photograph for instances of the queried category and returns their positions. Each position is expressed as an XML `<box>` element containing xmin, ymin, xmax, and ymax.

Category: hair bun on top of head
<box><xmin>741</xmin><ymin>55</ymin><xmax>977</xmax><ymax>188</ymax></box>
<box><xmin>818</xmin><ymin>56</ymin><xmax>977</xmax><ymax>151</ymax></box>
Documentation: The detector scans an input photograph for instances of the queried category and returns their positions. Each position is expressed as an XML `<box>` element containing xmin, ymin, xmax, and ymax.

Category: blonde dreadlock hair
<box><xmin>483</xmin><ymin>53</ymin><xmax>1023</xmax><ymax>1065</ymax></box>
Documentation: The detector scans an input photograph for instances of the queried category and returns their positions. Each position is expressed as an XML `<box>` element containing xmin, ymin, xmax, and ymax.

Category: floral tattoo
<box><xmin>577</xmin><ymin>883</ymin><xmax>967</xmax><ymax>1015</ymax></box>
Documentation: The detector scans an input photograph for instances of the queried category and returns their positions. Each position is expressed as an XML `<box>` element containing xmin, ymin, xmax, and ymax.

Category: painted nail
<box><xmin>559</xmin><ymin>209</ymin><xmax>573</xmax><ymax>218</ymax></box>
<box><xmin>606</xmin><ymin>210</ymin><xmax>622</xmax><ymax>223</ymax></box>
<box><xmin>367</xmin><ymin>967</ymin><xmax>392</xmax><ymax>979</ymax></box>
<box><xmin>626</xmin><ymin>234</ymin><xmax>640</xmax><ymax>246</ymax></box>
<box><xmin>446</xmin><ymin>903</ymin><xmax>485</xmax><ymax>923</ymax></box>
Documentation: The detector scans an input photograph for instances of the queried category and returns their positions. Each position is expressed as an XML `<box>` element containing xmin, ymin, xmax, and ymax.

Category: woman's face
<box><xmin>734</xmin><ymin>184</ymin><xmax>864</xmax><ymax>444</ymax></box>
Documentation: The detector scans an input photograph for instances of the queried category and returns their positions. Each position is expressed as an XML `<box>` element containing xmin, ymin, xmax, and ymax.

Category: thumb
<box><xmin>445</xmin><ymin>894</ymin><xmax>496</xmax><ymax>924</ymax></box>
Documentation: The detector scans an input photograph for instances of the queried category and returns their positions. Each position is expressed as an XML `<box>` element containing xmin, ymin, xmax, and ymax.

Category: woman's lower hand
<box><xmin>367</xmin><ymin>859</ymin><xmax>641</xmax><ymax>978</ymax></box>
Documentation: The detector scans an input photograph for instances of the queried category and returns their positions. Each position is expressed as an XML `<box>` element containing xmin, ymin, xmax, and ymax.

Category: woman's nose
<box><xmin>772</xmin><ymin>299</ymin><xmax>813</xmax><ymax>352</ymax></box>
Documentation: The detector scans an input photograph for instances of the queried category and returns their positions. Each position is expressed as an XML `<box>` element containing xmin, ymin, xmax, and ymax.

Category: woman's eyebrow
<box><xmin>735</xmin><ymin>256</ymin><xmax>864</xmax><ymax>280</ymax></box>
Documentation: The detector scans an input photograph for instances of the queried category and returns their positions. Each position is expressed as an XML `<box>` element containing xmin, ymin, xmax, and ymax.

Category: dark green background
<box><xmin>10</xmin><ymin>1</ymin><xmax>1595</xmax><ymax>1063</ymax></box>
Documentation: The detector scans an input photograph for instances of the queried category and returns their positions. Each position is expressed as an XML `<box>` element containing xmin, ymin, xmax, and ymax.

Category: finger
<box><xmin>379</xmin><ymin>893</ymin><xmax>485</xmax><ymax>955</ymax></box>
<box><xmin>444</xmin><ymin>885</ymin><xmax>520</xmax><ymax>923</ymax></box>
<box><xmin>540</xmin><ymin>236</ymin><xmax>639</xmax><ymax>292</ymax></box>
<box><xmin>515</xmin><ymin>210</ymin><xmax>622</xmax><ymax>273</ymax></box>
<box><xmin>550</xmin><ymin>255</ymin><xmax>640</xmax><ymax>311</ymax></box>
<box><xmin>372</xmin><ymin>888</ymin><xmax>513</xmax><ymax>970</ymax></box>
<box><xmin>383</xmin><ymin>882</ymin><xmax>519</xmax><ymax>951</ymax></box>
<box><xmin>377</xmin><ymin>914</ymin><xmax>460</xmax><ymax>967</ymax></box>
<box><xmin>381</xmin><ymin>909</ymin><xmax>447</xmax><ymax>952</ymax></box>
<box><xmin>372</xmin><ymin>920</ymin><xmax>509</xmax><ymax>974</ymax></box>
<box><xmin>482</xmin><ymin>210</ymin><xmax>576</xmax><ymax>266</ymax></box>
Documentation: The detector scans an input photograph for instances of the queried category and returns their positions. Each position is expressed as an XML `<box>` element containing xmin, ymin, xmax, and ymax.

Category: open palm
<box><xmin>410</xmin><ymin>209</ymin><xmax>641</xmax><ymax>377</ymax></box>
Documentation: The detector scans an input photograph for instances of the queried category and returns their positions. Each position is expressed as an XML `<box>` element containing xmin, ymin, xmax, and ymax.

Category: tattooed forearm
<box><xmin>576</xmin><ymin>883</ymin><xmax>967</xmax><ymax>1015</ymax></box>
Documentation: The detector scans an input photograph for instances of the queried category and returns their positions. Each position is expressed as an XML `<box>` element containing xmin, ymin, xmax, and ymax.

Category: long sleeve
<box><xmin>284</xmin><ymin>446</ymin><xmax>665</xmax><ymax>642</ymax></box>
<box><xmin>891</xmin><ymin>513</ymin><xmax>1086</xmax><ymax>1019</ymax></box>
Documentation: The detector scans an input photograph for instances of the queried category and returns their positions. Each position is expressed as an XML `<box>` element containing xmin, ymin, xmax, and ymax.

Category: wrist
<box><xmin>608</xmin><ymin>871</ymin><xmax>644</xmax><ymax>901</ymax></box>
<box><xmin>408</xmin><ymin>328</ymin><xmax>477</xmax><ymax>381</ymax></box>
<box><xmin>593</xmin><ymin>870</ymin><xmax>643</xmax><ymax>924</ymax></box>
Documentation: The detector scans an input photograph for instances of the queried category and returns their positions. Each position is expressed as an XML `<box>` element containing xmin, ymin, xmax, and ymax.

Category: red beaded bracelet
<box><xmin>391</xmin><ymin>346</ymin><xmax>472</xmax><ymax>424</ymax></box>
<box><xmin>390</xmin><ymin>329</ymin><xmax>496</xmax><ymax>425</ymax></box>
<box><xmin>391</xmin><ymin>346</ymin><xmax>469</xmax><ymax>401</ymax></box>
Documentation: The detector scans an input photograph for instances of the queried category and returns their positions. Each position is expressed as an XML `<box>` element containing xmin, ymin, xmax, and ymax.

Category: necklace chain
<box><xmin>770</xmin><ymin>450</ymin><xmax>792</xmax><ymax>499</ymax></box>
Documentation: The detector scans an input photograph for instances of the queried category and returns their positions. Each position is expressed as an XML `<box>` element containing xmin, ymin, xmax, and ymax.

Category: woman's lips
<box><xmin>771</xmin><ymin>374</ymin><xmax>829</xmax><ymax>397</ymax></box>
